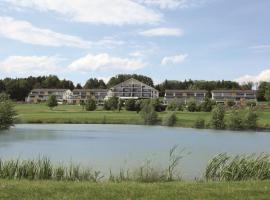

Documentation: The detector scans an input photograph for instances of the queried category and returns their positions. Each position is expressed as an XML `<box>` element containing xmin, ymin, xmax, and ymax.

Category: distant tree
<box><xmin>0</xmin><ymin>93</ymin><xmax>16</xmax><ymax>130</ymax></box>
<box><xmin>75</xmin><ymin>83</ymin><xmax>83</xmax><ymax>89</ymax></box>
<box><xmin>46</xmin><ymin>95</ymin><xmax>58</xmax><ymax>110</ymax></box>
<box><xmin>242</xmin><ymin>109</ymin><xmax>257</xmax><ymax>129</ymax></box>
<box><xmin>162</xmin><ymin>112</ymin><xmax>177</xmax><ymax>126</ymax></box>
<box><xmin>227</xmin><ymin>109</ymin><xmax>243</xmax><ymax>130</ymax></box>
<box><xmin>84</xmin><ymin>78</ymin><xmax>106</xmax><ymax>89</ymax></box>
<box><xmin>103</xmin><ymin>96</ymin><xmax>119</xmax><ymax>110</ymax></box>
<box><xmin>85</xmin><ymin>98</ymin><xmax>96</xmax><ymax>111</ymax></box>
<box><xmin>199</xmin><ymin>97</ymin><xmax>215</xmax><ymax>112</ymax></box>
<box><xmin>125</xmin><ymin>99</ymin><xmax>136</xmax><ymax>111</ymax></box>
<box><xmin>107</xmin><ymin>74</ymin><xmax>154</xmax><ymax>88</ymax></box>
<box><xmin>187</xmin><ymin>100</ymin><xmax>197</xmax><ymax>112</ymax></box>
<box><xmin>211</xmin><ymin>104</ymin><xmax>225</xmax><ymax>129</ymax></box>
<box><xmin>265</xmin><ymin>85</ymin><xmax>270</xmax><ymax>102</ymax></box>
<box><xmin>226</xmin><ymin>100</ymin><xmax>236</xmax><ymax>108</ymax></box>
<box><xmin>140</xmin><ymin>101</ymin><xmax>158</xmax><ymax>125</ymax></box>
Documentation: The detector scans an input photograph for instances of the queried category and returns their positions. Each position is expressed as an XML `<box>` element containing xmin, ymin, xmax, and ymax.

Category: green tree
<box><xmin>162</xmin><ymin>112</ymin><xmax>177</xmax><ymax>126</ymax></box>
<box><xmin>227</xmin><ymin>109</ymin><xmax>243</xmax><ymax>130</ymax></box>
<box><xmin>187</xmin><ymin>100</ymin><xmax>197</xmax><ymax>112</ymax></box>
<box><xmin>103</xmin><ymin>96</ymin><xmax>119</xmax><ymax>110</ymax></box>
<box><xmin>211</xmin><ymin>104</ymin><xmax>225</xmax><ymax>129</ymax></box>
<box><xmin>199</xmin><ymin>97</ymin><xmax>215</xmax><ymax>112</ymax></box>
<box><xmin>85</xmin><ymin>98</ymin><xmax>96</xmax><ymax>111</ymax></box>
<box><xmin>118</xmin><ymin>99</ymin><xmax>124</xmax><ymax>112</ymax></box>
<box><xmin>265</xmin><ymin>85</ymin><xmax>270</xmax><ymax>102</ymax></box>
<box><xmin>243</xmin><ymin>109</ymin><xmax>257</xmax><ymax>129</ymax></box>
<box><xmin>226</xmin><ymin>100</ymin><xmax>236</xmax><ymax>108</ymax></box>
<box><xmin>167</xmin><ymin>100</ymin><xmax>178</xmax><ymax>111</ymax></box>
<box><xmin>46</xmin><ymin>95</ymin><xmax>58</xmax><ymax>110</ymax></box>
<box><xmin>0</xmin><ymin>93</ymin><xmax>16</xmax><ymax>130</ymax></box>
<box><xmin>140</xmin><ymin>101</ymin><xmax>158</xmax><ymax>125</ymax></box>
<box><xmin>125</xmin><ymin>99</ymin><xmax>136</xmax><ymax>111</ymax></box>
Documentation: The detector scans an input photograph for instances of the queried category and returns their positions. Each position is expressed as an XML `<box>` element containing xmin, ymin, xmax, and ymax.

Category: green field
<box><xmin>0</xmin><ymin>180</ymin><xmax>269</xmax><ymax>200</ymax></box>
<box><xmin>14</xmin><ymin>103</ymin><xmax>270</xmax><ymax>129</ymax></box>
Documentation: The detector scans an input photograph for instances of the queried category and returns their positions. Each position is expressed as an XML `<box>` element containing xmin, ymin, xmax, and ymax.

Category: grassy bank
<box><xmin>0</xmin><ymin>180</ymin><xmax>269</xmax><ymax>200</ymax></box>
<box><xmin>15</xmin><ymin>103</ymin><xmax>270</xmax><ymax>129</ymax></box>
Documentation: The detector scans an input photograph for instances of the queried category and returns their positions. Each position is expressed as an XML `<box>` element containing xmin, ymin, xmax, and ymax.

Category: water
<box><xmin>0</xmin><ymin>124</ymin><xmax>270</xmax><ymax>179</ymax></box>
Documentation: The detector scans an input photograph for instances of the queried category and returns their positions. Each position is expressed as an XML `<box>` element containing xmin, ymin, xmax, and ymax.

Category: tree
<box><xmin>0</xmin><ymin>93</ymin><xmax>16</xmax><ymax>130</ymax></box>
<box><xmin>103</xmin><ymin>96</ymin><xmax>119</xmax><ymax>110</ymax></box>
<box><xmin>125</xmin><ymin>99</ymin><xmax>136</xmax><ymax>111</ymax></box>
<box><xmin>162</xmin><ymin>112</ymin><xmax>177</xmax><ymax>126</ymax></box>
<box><xmin>199</xmin><ymin>97</ymin><xmax>215</xmax><ymax>112</ymax></box>
<box><xmin>226</xmin><ymin>100</ymin><xmax>236</xmax><ymax>108</ymax></box>
<box><xmin>46</xmin><ymin>95</ymin><xmax>58</xmax><ymax>110</ymax></box>
<box><xmin>227</xmin><ymin>109</ymin><xmax>243</xmax><ymax>130</ymax></box>
<box><xmin>256</xmin><ymin>82</ymin><xmax>270</xmax><ymax>101</ymax></box>
<box><xmin>167</xmin><ymin>100</ymin><xmax>178</xmax><ymax>111</ymax></box>
<box><xmin>85</xmin><ymin>98</ymin><xmax>96</xmax><ymax>111</ymax></box>
<box><xmin>84</xmin><ymin>78</ymin><xmax>106</xmax><ymax>89</ymax></box>
<box><xmin>187</xmin><ymin>100</ymin><xmax>197</xmax><ymax>112</ymax></box>
<box><xmin>140</xmin><ymin>101</ymin><xmax>158</xmax><ymax>125</ymax></box>
<box><xmin>242</xmin><ymin>109</ymin><xmax>257</xmax><ymax>129</ymax></box>
<box><xmin>107</xmin><ymin>74</ymin><xmax>154</xmax><ymax>88</ymax></box>
<box><xmin>265</xmin><ymin>85</ymin><xmax>270</xmax><ymax>102</ymax></box>
<box><xmin>211</xmin><ymin>104</ymin><xmax>225</xmax><ymax>129</ymax></box>
<box><xmin>118</xmin><ymin>99</ymin><xmax>124</xmax><ymax>112</ymax></box>
<box><xmin>75</xmin><ymin>83</ymin><xmax>83</xmax><ymax>89</ymax></box>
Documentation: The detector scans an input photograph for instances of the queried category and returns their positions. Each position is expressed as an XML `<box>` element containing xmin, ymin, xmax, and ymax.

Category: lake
<box><xmin>0</xmin><ymin>124</ymin><xmax>270</xmax><ymax>180</ymax></box>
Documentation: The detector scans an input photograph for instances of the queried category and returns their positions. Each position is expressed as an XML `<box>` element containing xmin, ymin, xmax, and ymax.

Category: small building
<box><xmin>211</xmin><ymin>90</ymin><xmax>257</xmax><ymax>103</ymax></box>
<box><xmin>164</xmin><ymin>90</ymin><xmax>208</xmax><ymax>104</ymax></box>
<box><xmin>26</xmin><ymin>89</ymin><xmax>72</xmax><ymax>104</ymax></box>
<box><xmin>106</xmin><ymin>78</ymin><xmax>159</xmax><ymax>99</ymax></box>
<box><xmin>70</xmin><ymin>89</ymin><xmax>108</xmax><ymax>104</ymax></box>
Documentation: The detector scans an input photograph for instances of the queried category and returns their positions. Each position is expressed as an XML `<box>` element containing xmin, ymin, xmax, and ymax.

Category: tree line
<box><xmin>0</xmin><ymin>74</ymin><xmax>269</xmax><ymax>101</ymax></box>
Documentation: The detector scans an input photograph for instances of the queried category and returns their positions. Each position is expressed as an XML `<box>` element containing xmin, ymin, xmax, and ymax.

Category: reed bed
<box><xmin>205</xmin><ymin>153</ymin><xmax>270</xmax><ymax>181</ymax></box>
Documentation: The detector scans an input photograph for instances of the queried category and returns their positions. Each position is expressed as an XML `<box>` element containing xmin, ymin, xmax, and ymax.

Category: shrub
<box><xmin>139</xmin><ymin>101</ymin><xmax>158</xmax><ymax>125</ymax></box>
<box><xmin>85</xmin><ymin>98</ymin><xmax>96</xmax><ymax>111</ymax></box>
<box><xmin>187</xmin><ymin>100</ymin><xmax>197</xmax><ymax>112</ymax></box>
<box><xmin>199</xmin><ymin>97</ymin><xmax>215</xmax><ymax>112</ymax></box>
<box><xmin>103</xmin><ymin>96</ymin><xmax>119</xmax><ymax>110</ymax></box>
<box><xmin>242</xmin><ymin>109</ymin><xmax>257</xmax><ymax>129</ymax></box>
<box><xmin>246</xmin><ymin>100</ymin><xmax>257</xmax><ymax>108</ymax></box>
<box><xmin>125</xmin><ymin>99</ymin><xmax>136</xmax><ymax>111</ymax></box>
<box><xmin>211</xmin><ymin>104</ymin><xmax>225</xmax><ymax>129</ymax></box>
<box><xmin>194</xmin><ymin>118</ymin><xmax>205</xmax><ymax>129</ymax></box>
<box><xmin>0</xmin><ymin>93</ymin><xmax>16</xmax><ymax>130</ymax></box>
<box><xmin>162</xmin><ymin>112</ymin><xmax>177</xmax><ymax>126</ymax></box>
<box><xmin>167</xmin><ymin>100</ymin><xmax>178</xmax><ymax>111</ymax></box>
<box><xmin>46</xmin><ymin>95</ymin><xmax>58</xmax><ymax>110</ymax></box>
<box><xmin>226</xmin><ymin>100</ymin><xmax>236</xmax><ymax>107</ymax></box>
<box><xmin>227</xmin><ymin>109</ymin><xmax>243</xmax><ymax>130</ymax></box>
<box><xmin>152</xmin><ymin>98</ymin><xmax>166</xmax><ymax>112</ymax></box>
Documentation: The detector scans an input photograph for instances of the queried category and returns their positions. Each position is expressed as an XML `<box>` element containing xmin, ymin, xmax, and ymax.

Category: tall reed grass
<box><xmin>205</xmin><ymin>153</ymin><xmax>270</xmax><ymax>181</ymax></box>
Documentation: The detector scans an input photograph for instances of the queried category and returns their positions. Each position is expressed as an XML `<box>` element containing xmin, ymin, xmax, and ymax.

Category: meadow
<box><xmin>15</xmin><ymin>103</ymin><xmax>270</xmax><ymax>129</ymax></box>
<box><xmin>0</xmin><ymin>180</ymin><xmax>269</xmax><ymax>200</ymax></box>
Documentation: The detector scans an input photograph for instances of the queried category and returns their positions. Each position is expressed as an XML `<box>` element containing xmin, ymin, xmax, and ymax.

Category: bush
<box><xmin>152</xmin><ymin>98</ymin><xmax>166</xmax><ymax>112</ymax></box>
<box><xmin>167</xmin><ymin>100</ymin><xmax>184</xmax><ymax>111</ymax></box>
<box><xmin>194</xmin><ymin>118</ymin><xmax>205</xmax><ymax>129</ymax></box>
<box><xmin>199</xmin><ymin>97</ymin><xmax>215</xmax><ymax>112</ymax></box>
<box><xmin>246</xmin><ymin>100</ymin><xmax>257</xmax><ymax>108</ymax></box>
<box><xmin>139</xmin><ymin>101</ymin><xmax>158</xmax><ymax>125</ymax></box>
<box><xmin>0</xmin><ymin>93</ymin><xmax>16</xmax><ymax>130</ymax></box>
<box><xmin>125</xmin><ymin>99</ymin><xmax>136</xmax><ymax>111</ymax></box>
<box><xmin>242</xmin><ymin>109</ymin><xmax>257</xmax><ymax>129</ymax></box>
<box><xmin>187</xmin><ymin>100</ymin><xmax>197</xmax><ymax>112</ymax></box>
<box><xmin>162</xmin><ymin>112</ymin><xmax>177</xmax><ymax>126</ymax></box>
<box><xmin>103</xmin><ymin>96</ymin><xmax>119</xmax><ymax>110</ymax></box>
<box><xmin>226</xmin><ymin>100</ymin><xmax>236</xmax><ymax>107</ymax></box>
<box><xmin>211</xmin><ymin>104</ymin><xmax>225</xmax><ymax>129</ymax></box>
<box><xmin>85</xmin><ymin>98</ymin><xmax>96</xmax><ymax>111</ymax></box>
<box><xmin>227</xmin><ymin>109</ymin><xmax>243</xmax><ymax>130</ymax></box>
<box><xmin>46</xmin><ymin>95</ymin><xmax>58</xmax><ymax>110</ymax></box>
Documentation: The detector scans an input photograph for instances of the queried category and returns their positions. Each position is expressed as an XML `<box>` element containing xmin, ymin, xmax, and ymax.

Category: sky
<box><xmin>0</xmin><ymin>0</ymin><xmax>269</xmax><ymax>85</ymax></box>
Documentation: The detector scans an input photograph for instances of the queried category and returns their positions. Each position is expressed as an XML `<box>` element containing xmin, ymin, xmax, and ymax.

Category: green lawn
<box><xmin>0</xmin><ymin>180</ymin><xmax>269</xmax><ymax>200</ymax></box>
<box><xmin>14</xmin><ymin>103</ymin><xmax>270</xmax><ymax>129</ymax></box>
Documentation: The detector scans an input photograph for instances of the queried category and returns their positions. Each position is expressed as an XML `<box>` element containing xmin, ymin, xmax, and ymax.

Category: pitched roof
<box><xmin>211</xmin><ymin>90</ymin><xmax>256</xmax><ymax>93</ymax></box>
<box><xmin>31</xmin><ymin>88</ymin><xmax>69</xmax><ymax>92</ymax></box>
<box><xmin>165</xmin><ymin>90</ymin><xmax>208</xmax><ymax>93</ymax></box>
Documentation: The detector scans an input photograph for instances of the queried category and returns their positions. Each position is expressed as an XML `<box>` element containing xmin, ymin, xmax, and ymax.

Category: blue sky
<box><xmin>0</xmin><ymin>0</ymin><xmax>269</xmax><ymax>85</ymax></box>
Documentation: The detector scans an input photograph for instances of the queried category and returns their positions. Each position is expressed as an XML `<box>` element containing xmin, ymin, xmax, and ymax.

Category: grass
<box><xmin>14</xmin><ymin>103</ymin><xmax>270</xmax><ymax>129</ymax></box>
<box><xmin>205</xmin><ymin>153</ymin><xmax>270</xmax><ymax>181</ymax></box>
<box><xmin>0</xmin><ymin>180</ymin><xmax>270</xmax><ymax>200</ymax></box>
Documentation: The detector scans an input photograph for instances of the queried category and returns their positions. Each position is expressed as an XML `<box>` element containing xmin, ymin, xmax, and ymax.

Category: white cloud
<box><xmin>68</xmin><ymin>53</ymin><xmax>146</xmax><ymax>72</ymax></box>
<box><xmin>129</xmin><ymin>51</ymin><xmax>145</xmax><ymax>57</ymax></box>
<box><xmin>4</xmin><ymin>0</ymin><xmax>162</xmax><ymax>25</ymax></box>
<box><xmin>140</xmin><ymin>27</ymin><xmax>183</xmax><ymax>37</ymax></box>
<box><xmin>0</xmin><ymin>16</ymin><xmax>91</xmax><ymax>48</ymax></box>
<box><xmin>235</xmin><ymin>69</ymin><xmax>270</xmax><ymax>83</ymax></box>
<box><xmin>0</xmin><ymin>55</ymin><xmax>62</xmax><ymax>77</ymax></box>
<box><xmin>161</xmin><ymin>54</ymin><xmax>188</xmax><ymax>65</ymax></box>
<box><xmin>95</xmin><ymin>37</ymin><xmax>125</xmax><ymax>48</ymax></box>
<box><xmin>138</xmin><ymin>0</ymin><xmax>204</xmax><ymax>9</ymax></box>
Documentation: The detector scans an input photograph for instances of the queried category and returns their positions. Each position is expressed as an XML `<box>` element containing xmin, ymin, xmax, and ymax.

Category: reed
<box><xmin>205</xmin><ymin>153</ymin><xmax>270</xmax><ymax>181</ymax></box>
